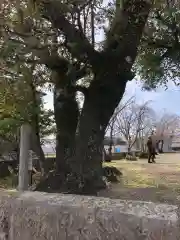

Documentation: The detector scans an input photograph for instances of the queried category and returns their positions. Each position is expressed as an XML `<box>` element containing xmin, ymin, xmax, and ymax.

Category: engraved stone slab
<box><xmin>0</xmin><ymin>191</ymin><xmax>179</xmax><ymax>239</ymax></box>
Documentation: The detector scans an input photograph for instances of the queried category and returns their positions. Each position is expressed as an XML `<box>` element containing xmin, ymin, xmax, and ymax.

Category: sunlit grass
<box><xmin>101</xmin><ymin>154</ymin><xmax>180</xmax><ymax>203</ymax></box>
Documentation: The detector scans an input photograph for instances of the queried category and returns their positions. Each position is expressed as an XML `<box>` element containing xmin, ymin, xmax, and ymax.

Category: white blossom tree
<box><xmin>154</xmin><ymin>113</ymin><xmax>180</xmax><ymax>152</ymax></box>
<box><xmin>112</xmin><ymin>99</ymin><xmax>154</xmax><ymax>154</ymax></box>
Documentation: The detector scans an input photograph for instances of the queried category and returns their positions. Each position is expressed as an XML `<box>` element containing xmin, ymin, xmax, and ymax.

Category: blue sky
<box><xmin>125</xmin><ymin>80</ymin><xmax>180</xmax><ymax>115</ymax></box>
<box><xmin>43</xmin><ymin>13</ymin><xmax>180</xmax><ymax>116</ymax></box>
<box><xmin>44</xmin><ymin>79</ymin><xmax>180</xmax><ymax>115</ymax></box>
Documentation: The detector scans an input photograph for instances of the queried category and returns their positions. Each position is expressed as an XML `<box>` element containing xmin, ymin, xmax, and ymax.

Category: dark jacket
<box><xmin>147</xmin><ymin>138</ymin><xmax>153</xmax><ymax>151</ymax></box>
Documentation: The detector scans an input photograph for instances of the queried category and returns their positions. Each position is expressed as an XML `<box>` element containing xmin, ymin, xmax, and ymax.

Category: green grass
<box><xmin>1</xmin><ymin>153</ymin><xmax>180</xmax><ymax>204</ymax></box>
<box><xmin>45</xmin><ymin>154</ymin><xmax>56</xmax><ymax>158</ymax></box>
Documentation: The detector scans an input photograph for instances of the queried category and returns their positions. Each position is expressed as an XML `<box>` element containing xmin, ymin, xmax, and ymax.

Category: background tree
<box><xmin>154</xmin><ymin>112</ymin><xmax>180</xmax><ymax>152</ymax></box>
<box><xmin>136</xmin><ymin>114</ymin><xmax>155</xmax><ymax>152</ymax></box>
<box><xmin>0</xmin><ymin>63</ymin><xmax>55</xmax><ymax>172</ymax></box>
<box><xmin>106</xmin><ymin>96</ymin><xmax>135</xmax><ymax>156</ymax></box>
<box><xmin>0</xmin><ymin>0</ymin><xmax>92</xmax><ymax>176</ymax></box>
<box><xmin>113</xmin><ymin>99</ymin><xmax>153</xmax><ymax>154</ymax></box>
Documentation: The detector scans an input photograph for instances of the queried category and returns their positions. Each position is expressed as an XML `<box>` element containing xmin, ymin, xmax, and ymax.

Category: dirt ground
<box><xmin>98</xmin><ymin>153</ymin><xmax>180</xmax><ymax>204</ymax></box>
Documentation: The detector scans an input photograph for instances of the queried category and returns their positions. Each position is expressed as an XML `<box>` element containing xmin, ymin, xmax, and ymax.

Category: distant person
<box><xmin>104</xmin><ymin>147</ymin><xmax>112</xmax><ymax>162</ymax></box>
<box><xmin>147</xmin><ymin>136</ymin><xmax>156</xmax><ymax>163</ymax></box>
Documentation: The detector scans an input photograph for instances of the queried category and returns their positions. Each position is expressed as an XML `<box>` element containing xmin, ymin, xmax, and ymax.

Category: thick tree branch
<box><xmin>143</xmin><ymin>37</ymin><xmax>173</xmax><ymax>49</ymax></box>
<box><xmin>0</xmin><ymin>66</ymin><xmax>21</xmax><ymax>78</ymax></box>
<box><xmin>8</xmin><ymin>36</ymin><xmax>65</xmax><ymax>51</ymax></box>
<box><xmin>74</xmin><ymin>65</ymin><xmax>89</xmax><ymax>80</ymax></box>
<box><xmin>38</xmin><ymin>0</ymin><xmax>100</xmax><ymax>66</ymax></box>
<box><xmin>17</xmin><ymin>50</ymin><xmax>88</xmax><ymax>84</ymax></box>
<box><xmin>105</xmin><ymin>0</ymin><xmax>152</xmax><ymax>66</ymax></box>
<box><xmin>75</xmin><ymin>85</ymin><xmax>88</xmax><ymax>96</ymax></box>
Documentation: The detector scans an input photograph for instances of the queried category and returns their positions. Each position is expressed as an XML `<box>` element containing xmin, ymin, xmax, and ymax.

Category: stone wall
<box><xmin>0</xmin><ymin>191</ymin><xmax>179</xmax><ymax>239</ymax></box>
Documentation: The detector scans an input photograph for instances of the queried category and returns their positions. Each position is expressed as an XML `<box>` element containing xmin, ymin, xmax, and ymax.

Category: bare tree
<box><xmin>154</xmin><ymin>113</ymin><xmax>180</xmax><ymax>152</ymax></box>
<box><xmin>113</xmin><ymin>99</ymin><xmax>153</xmax><ymax>155</ymax></box>
<box><xmin>107</xmin><ymin>99</ymin><xmax>180</xmax><ymax>155</ymax></box>
<box><xmin>105</xmin><ymin>96</ymin><xmax>135</xmax><ymax>157</ymax></box>
<box><xmin>136</xmin><ymin>106</ymin><xmax>156</xmax><ymax>152</ymax></box>
<box><xmin>137</xmin><ymin>121</ymin><xmax>154</xmax><ymax>152</ymax></box>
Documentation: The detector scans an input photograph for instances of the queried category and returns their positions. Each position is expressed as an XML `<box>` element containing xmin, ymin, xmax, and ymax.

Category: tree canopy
<box><xmin>0</xmin><ymin>0</ymin><xmax>56</xmax><ymax>146</ymax></box>
<box><xmin>136</xmin><ymin>0</ymin><xmax>180</xmax><ymax>89</ymax></box>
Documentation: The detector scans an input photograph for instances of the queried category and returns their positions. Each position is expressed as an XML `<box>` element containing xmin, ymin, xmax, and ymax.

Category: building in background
<box><xmin>171</xmin><ymin>135</ymin><xmax>180</xmax><ymax>151</ymax></box>
<box><xmin>39</xmin><ymin>133</ymin><xmax>180</xmax><ymax>158</ymax></box>
<box><xmin>151</xmin><ymin>132</ymin><xmax>179</xmax><ymax>152</ymax></box>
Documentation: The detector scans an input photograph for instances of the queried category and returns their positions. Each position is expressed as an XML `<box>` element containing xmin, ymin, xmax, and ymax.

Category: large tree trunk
<box><xmin>31</xmin><ymin>110</ymin><xmax>46</xmax><ymax>174</ymax></box>
<box><xmin>54</xmin><ymin>84</ymin><xmax>79</xmax><ymax>174</ymax></box>
<box><xmin>67</xmin><ymin>70</ymin><xmax>127</xmax><ymax>194</ymax></box>
<box><xmin>31</xmin><ymin>132</ymin><xmax>46</xmax><ymax>173</ymax></box>
<box><xmin>35</xmin><ymin>88</ymin><xmax>79</xmax><ymax>192</ymax></box>
<box><xmin>36</xmin><ymin>71</ymin><xmax>127</xmax><ymax>194</ymax></box>
<box><xmin>35</xmin><ymin>83</ymin><xmax>80</xmax><ymax>192</ymax></box>
<box><xmin>108</xmin><ymin>120</ymin><xmax>114</xmax><ymax>161</ymax></box>
<box><xmin>28</xmin><ymin>77</ymin><xmax>46</xmax><ymax>174</ymax></box>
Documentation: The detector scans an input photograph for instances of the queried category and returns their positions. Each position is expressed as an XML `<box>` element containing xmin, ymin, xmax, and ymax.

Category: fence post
<box><xmin>18</xmin><ymin>124</ymin><xmax>31</xmax><ymax>191</ymax></box>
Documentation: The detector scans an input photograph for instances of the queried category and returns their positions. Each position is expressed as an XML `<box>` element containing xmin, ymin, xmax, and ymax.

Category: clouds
<box><xmin>124</xmin><ymin>80</ymin><xmax>180</xmax><ymax>115</ymax></box>
<box><xmin>43</xmin><ymin>79</ymin><xmax>180</xmax><ymax>115</ymax></box>
<box><xmin>125</xmin><ymin>80</ymin><xmax>159</xmax><ymax>103</ymax></box>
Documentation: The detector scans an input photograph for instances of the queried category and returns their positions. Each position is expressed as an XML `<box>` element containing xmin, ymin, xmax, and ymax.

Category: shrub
<box><xmin>125</xmin><ymin>155</ymin><xmax>137</xmax><ymax>161</ymax></box>
<box><xmin>135</xmin><ymin>151</ymin><xmax>141</xmax><ymax>157</ymax></box>
<box><xmin>112</xmin><ymin>152</ymin><xmax>126</xmax><ymax>160</ymax></box>
<box><xmin>0</xmin><ymin>162</ymin><xmax>11</xmax><ymax>178</ymax></box>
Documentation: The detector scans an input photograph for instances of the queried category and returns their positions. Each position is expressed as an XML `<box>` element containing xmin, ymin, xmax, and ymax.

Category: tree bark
<box><xmin>67</xmin><ymin>69</ymin><xmax>128</xmax><ymax>194</ymax></box>
<box><xmin>31</xmin><ymin>132</ymin><xmax>46</xmax><ymax>173</ymax></box>
<box><xmin>35</xmin><ymin>87</ymin><xmax>79</xmax><ymax>192</ymax></box>
<box><xmin>106</xmin><ymin>119</ymin><xmax>114</xmax><ymax>162</ymax></box>
<box><xmin>54</xmin><ymin>85</ymin><xmax>79</xmax><ymax>174</ymax></box>
<box><xmin>28</xmin><ymin>76</ymin><xmax>46</xmax><ymax>174</ymax></box>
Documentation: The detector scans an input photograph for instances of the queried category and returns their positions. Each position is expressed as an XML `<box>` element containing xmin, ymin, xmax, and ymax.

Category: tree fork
<box><xmin>36</xmin><ymin>0</ymin><xmax>153</xmax><ymax>194</ymax></box>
